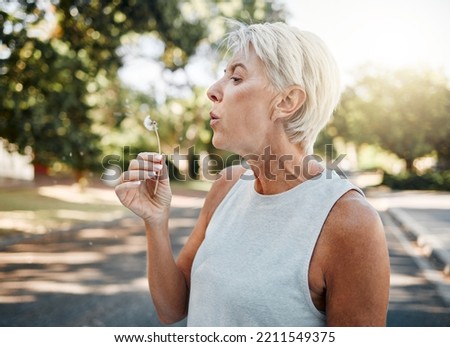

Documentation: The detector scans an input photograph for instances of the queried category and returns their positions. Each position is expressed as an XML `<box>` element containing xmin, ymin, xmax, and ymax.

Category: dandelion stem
<box><xmin>143</xmin><ymin>115</ymin><xmax>161</xmax><ymax>196</ymax></box>
<box><xmin>153</xmin><ymin>128</ymin><xmax>161</xmax><ymax>196</ymax></box>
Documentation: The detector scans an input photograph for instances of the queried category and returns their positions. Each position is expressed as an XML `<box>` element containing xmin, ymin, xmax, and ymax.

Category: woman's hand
<box><xmin>115</xmin><ymin>152</ymin><xmax>171</xmax><ymax>226</ymax></box>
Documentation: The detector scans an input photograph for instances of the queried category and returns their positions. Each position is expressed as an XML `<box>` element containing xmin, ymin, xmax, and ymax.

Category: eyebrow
<box><xmin>224</xmin><ymin>62</ymin><xmax>248</xmax><ymax>74</ymax></box>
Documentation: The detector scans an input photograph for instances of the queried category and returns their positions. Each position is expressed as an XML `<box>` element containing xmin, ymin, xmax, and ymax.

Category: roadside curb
<box><xmin>387</xmin><ymin>207</ymin><xmax>450</xmax><ymax>276</ymax></box>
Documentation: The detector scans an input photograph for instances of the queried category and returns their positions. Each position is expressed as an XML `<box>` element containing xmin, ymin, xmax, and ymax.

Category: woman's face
<box><xmin>206</xmin><ymin>45</ymin><xmax>278</xmax><ymax>156</ymax></box>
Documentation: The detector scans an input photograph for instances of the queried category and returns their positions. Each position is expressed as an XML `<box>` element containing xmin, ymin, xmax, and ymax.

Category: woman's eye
<box><xmin>231</xmin><ymin>77</ymin><xmax>242</xmax><ymax>83</ymax></box>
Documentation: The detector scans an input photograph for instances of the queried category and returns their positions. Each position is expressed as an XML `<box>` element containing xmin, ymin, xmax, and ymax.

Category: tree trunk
<box><xmin>405</xmin><ymin>158</ymin><xmax>415</xmax><ymax>173</ymax></box>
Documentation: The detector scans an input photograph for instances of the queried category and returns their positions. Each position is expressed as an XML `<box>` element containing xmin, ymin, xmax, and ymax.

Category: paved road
<box><xmin>367</xmin><ymin>189</ymin><xmax>450</xmax><ymax>276</ymax></box>
<box><xmin>0</xmin><ymin>192</ymin><xmax>204</xmax><ymax>327</ymax></box>
<box><xmin>0</xmin><ymin>192</ymin><xmax>449</xmax><ymax>327</ymax></box>
<box><xmin>381</xmin><ymin>212</ymin><xmax>450</xmax><ymax>326</ymax></box>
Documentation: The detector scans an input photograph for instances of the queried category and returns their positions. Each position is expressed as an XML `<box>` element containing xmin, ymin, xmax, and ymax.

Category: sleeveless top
<box><xmin>187</xmin><ymin>169</ymin><xmax>363</xmax><ymax>327</ymax></box>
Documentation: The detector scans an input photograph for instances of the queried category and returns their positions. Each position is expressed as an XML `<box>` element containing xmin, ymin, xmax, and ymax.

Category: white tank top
<box><xmin>188</xmin><ymin>169</ymin><xmax>363</xmax><ymax>326</ymax></box>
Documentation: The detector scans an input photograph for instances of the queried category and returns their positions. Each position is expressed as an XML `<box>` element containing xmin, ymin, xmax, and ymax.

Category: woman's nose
<box><xmin>207</xmin><ymin>80</ymin><xmax>222</xmax><ymax>103</ymax></box>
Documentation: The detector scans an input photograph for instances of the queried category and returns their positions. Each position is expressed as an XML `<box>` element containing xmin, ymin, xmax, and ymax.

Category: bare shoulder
<box><xmin>322</xmin><ymin>189</ymin><xmax>388</xmax><ymax>267</ymax></box>
<box><xmin>320</xmin><ymin>190</ymin><xmax>390</xmax><ymax>326</ymax></box>
<box><xmin>326</xmin><ymin>190</ymin><xmax>384</xmax><ymax>240</ymax></box>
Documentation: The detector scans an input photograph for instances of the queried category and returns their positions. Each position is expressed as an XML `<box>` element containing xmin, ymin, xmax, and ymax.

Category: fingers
<box><xmin>122</xmin><ymin>170</ymin><xmax>157</xmax><ymax>182</ymax></box>
<box><xmin>129</xmin><ymin>152</ymin><xmax>163</xmax><ymax>170</ymax></box>
<box><xmin>128</xmin><ymin>159</ymin><xmax>163</xmax><ymax>173</ymax></box>
<box><xmin>121</xmin><ymin>152</ymin><xmax>166</xmax><ymax>183</ymax></box>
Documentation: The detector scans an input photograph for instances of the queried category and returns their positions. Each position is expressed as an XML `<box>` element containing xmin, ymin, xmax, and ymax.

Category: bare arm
<box><xmin>115</xmin><ymin>152</ymin><xmax>184</xmax><ymax>323</ymax></box>
<box><xmin>115</xmin><ymin>155</ymin><xmax>245</xmax><ymax>324</ymax></box>
<box><xmin>319</xmin><ymin>191</ymin><xmax>390</xmax><ymax>326</ymax></box>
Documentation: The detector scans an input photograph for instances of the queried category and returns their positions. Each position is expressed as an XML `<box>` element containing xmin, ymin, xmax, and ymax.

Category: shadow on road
<box><xmin>1</xmin><ymin>188</ymin><xmax>449</xmax><ymax>326</ymax></box>
<box><xmin>0</xmin><ymin>198</ymin><xmax>202</xmax><ymax>327</ymax></box>
<box><xmin>384</xmin><ymin>214</ymin><xmax>450</xmax><ymax>326</ymax></box>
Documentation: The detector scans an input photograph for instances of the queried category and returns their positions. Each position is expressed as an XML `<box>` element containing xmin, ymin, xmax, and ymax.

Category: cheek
<box><xmin>228</xmin><ymin>86</ymin><xmax>264</xmax><ymax>117</ymax></box>
<box><xmin>223</xmin><ymin>81</ymin><xmax>274</xmax><ymax>128</ymax></box>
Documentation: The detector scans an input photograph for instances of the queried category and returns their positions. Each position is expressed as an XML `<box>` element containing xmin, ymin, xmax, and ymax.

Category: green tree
<box><xmin>1</xmin><ymin>0</ymin><xmax>287</xmax><ymax>181</ymax></box>
<box><xmin>115</xmin><ymin>0</ymin><xmax>287</xmax><ymax>177</ymax></box>
<box><xmin>0</xmin><ymin>0</ymin><xmax>206</xmax><ymax>179</ymax></box>
<box><xmin>423</xmin><ymin>76</ymin><xmax>450</xmax><ymax>170</ymax></box>
<box><xmin>333</xmin><ymin>67</ymin><xmax>450</xmax><ymax>171</ymax></box>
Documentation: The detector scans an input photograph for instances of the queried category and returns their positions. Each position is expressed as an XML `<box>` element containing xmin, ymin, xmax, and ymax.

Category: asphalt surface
<box><xmin>381</xmin><ymin>212</ymin><xmax>450</xmax><ymax>326</ymax></box>
<box><xmin>367</xmin><ymin>189</ymin><xmax>450</xmax><ymax>276</ymax></box>
<box><xmin>0</xmin><ymin>190</ymin><xmax>449</xmax><ymax>327</ymax></box>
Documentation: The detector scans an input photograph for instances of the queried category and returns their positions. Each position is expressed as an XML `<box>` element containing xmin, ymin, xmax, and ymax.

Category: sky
<box><xmin>282</xmin><ymin>0</ymin><xmax>450</xmax><ymax>85</ymax></box>
<box><xmin>119</xmin><ymin>0</ymin><xmax>450</xmax><ymax>92</ymax></box>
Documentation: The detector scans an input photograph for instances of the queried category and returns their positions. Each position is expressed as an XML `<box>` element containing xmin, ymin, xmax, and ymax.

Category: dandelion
<box><xmin>144</xmin><ymin>115</ymin><xmax>157</xmax><ymax>132</ymax></box>
<box><xmin>143</xmin><ymin>115</ymin><xmax>161</xmax><ymax>195</ymax></box>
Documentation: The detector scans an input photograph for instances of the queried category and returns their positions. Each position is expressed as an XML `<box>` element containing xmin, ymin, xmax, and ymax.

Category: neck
<box><xmin>245</xmin><ymin>142</ymin><xmax>323</xmax><ymax>195</ymax></box>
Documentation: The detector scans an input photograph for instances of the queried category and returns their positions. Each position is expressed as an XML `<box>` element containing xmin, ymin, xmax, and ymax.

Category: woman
<box><xmin>115</xmin><ymin>22</ymin><xmax>390</xmax><ymax>327</ymax></box>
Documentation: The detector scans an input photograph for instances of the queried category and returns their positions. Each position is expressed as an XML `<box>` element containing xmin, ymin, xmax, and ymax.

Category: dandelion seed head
<box><xmin>144</xmin><ymin>115</ymin><xmax>158</xmax><ymax>131</ymax></box>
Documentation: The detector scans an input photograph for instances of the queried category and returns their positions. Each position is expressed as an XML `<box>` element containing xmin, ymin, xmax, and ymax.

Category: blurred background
<box><xmin>0</xmin><ymin>0</ymin><xmax>449</xmax><ymax>327</ymax></box>
<box><xmin>1</xmin><ymin>0</ymin><xmax>449</xmax><ymax>188</ymax></box>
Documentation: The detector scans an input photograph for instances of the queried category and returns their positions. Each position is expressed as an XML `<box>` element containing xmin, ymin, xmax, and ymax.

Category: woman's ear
<box><xmin>272</xmin><ymin>86</ymin><xmax>306</xmax><ymax>121</ymax></box>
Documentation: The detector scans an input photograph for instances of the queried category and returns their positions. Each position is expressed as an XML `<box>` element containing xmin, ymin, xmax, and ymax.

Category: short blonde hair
<box><xmin>225</xmin><ymin>22</ymin><xmax>341</xmax><ymax>153</ymax></box>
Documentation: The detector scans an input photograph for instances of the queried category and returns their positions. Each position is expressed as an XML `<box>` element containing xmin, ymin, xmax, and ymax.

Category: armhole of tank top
<box><xmin>301</xmin><ymin>184</ymin><xmax>364</xmax><ymax>321</ymax></box>
<box><xmin>301</xmin><ymin>259</ymin><xmax>327</xmax><ymax>320</ymax></box>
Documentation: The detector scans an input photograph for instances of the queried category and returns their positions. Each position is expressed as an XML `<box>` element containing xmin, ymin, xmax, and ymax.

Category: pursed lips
<box><xmin>210</xmin><ymin>112</ymin><xmax>220</xmax><ymax>127</ymax></box>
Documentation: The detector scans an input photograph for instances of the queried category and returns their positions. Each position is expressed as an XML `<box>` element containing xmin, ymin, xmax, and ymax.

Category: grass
<box><xmin>0</xmin><ymin>189</ymin><xmax>114</xmax><ymax>212</ymax></box>
<box><xmin>0</xmin><ymin>184</ymin><xmax>131</xmax><ymax>239</ymax></box>
<box><xmin>0</xmin><ymin>179</ymin><xmax>210</xmax><ymax>240</ymax></box>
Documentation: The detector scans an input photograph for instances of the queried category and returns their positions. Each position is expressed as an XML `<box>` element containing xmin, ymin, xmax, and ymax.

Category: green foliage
<box><xmin>333</xmin><ymin>67</ymin><xmax>450</xmax><ymax>171</ymax></box>
<box><xmin>110</xmin><ymin>0</ymin><xmax>286</xmax><ymax>175</ymax></box>
<box><xmin>0</xmin><ymin>0</ymin><xmax>286</xmax><ymax>179</ymax></box>
<box><xmin>0</xmin><ymin>0</ymin><xmax>207</xmax><ymax>174</ymax></box>
<box><xmin>381</xmin><ymin>170</ymin><xmax>450</xmax><ymax>191</ymax></box>
<box><xmin>313</xmin><ymin>126</ymin><xmax>338</xmax><ymax>158</ymax></box>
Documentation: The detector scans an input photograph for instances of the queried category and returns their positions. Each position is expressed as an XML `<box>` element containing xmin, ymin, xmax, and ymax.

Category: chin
<box><xmin>211</xmin><ymin>133</ymin><xmax>221</xmax><ymax>147</ymax></box>
<box><xmin>212</xmin><ymin>135</ymin><xmax>233</xmax><ymax>153</ymax></box>
<box><xmin>212</xmin><ymin>137</ymin><xmax>225</xmax><ymax>151</ymax></box>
